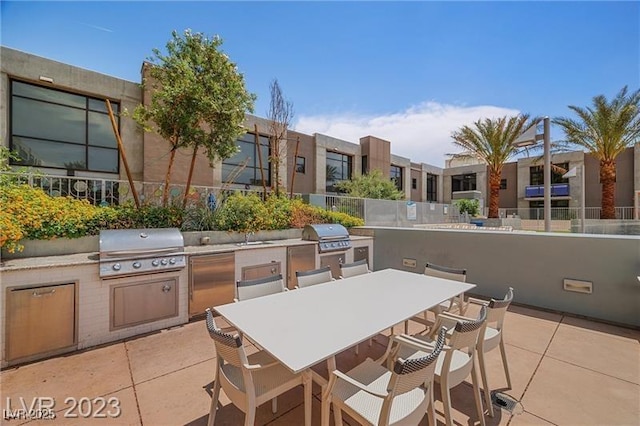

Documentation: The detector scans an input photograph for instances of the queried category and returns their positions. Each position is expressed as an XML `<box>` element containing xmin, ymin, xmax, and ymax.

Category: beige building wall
<box><xmin>314</xmin><ymin>133</ymin><xmax>360</xmax><ymax>194</ymax></box>
<box><xmin>499</xmin><ymin>162</ymin><xmax>518</xmax><ymax>209</ymax></box>
<box><xmin>410</xmin><ymin>163</ymin><xmax>423</xmax><ymax>201</ymax></box>
<box><xmin>442</xmin><ymin>164</ymin><xmax>487</xmax><ymax>205</ymax></box>
<box><xmin>286</xmin><ymin>130</ymin><xmax>315</xmax><ymax>194</ymax></box>
<box><xmin>390</xmin><ymin>153</ymin><xmax>410</xmax><ymax>199</ymax></box>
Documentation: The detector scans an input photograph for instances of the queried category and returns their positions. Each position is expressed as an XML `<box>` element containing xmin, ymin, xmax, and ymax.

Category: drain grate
<box><xmin>491</xmin><ymin>391</ymin><xmax>520</xmax><ymax>413</ymax></box>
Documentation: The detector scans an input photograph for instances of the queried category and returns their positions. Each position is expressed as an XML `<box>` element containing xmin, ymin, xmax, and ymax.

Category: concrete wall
<box><xmin>287</xmin><ymin>130</ymin><xmax>315</xmax><ymax>194</ymax></box>
<box><xmin>314</xmin><ymin>133</ymin><xmax>361</xmax><ymax>194</ymax></box>
<box><xmin>499</xmin><ymin>162</ymin><xmax>518</xmax><ymax>209</ymax></box>
<box><xmin>1</xmin><ymin>46</ymin><xmax>143</xmax><ymax>180</ymax></box>
<box><xmin>443</xmin><ymin>164</ymin><xmax>487</xmax><ymax>205</ymax></box>
<box><xmin>359</xmin><ymin>226</ymin><xmax>640</xmax><ymax>327</ymax></box>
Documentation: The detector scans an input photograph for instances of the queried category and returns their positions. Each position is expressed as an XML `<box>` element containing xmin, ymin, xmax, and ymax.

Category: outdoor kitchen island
<box><xmin>0</xmin><ymin>234</ymin><xmax>372</xmax><ymax>368</ymax></box>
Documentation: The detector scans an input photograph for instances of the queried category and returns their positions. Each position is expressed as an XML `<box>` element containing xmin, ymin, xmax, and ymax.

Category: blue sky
<box><xmin>2</xmin><ymin>1</ymin><xmax>638</xmax><ymax>166</ymax></box>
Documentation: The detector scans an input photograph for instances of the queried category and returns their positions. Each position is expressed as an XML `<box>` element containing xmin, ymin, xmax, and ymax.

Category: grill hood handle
<box><xmin>103</xmin><ymin>247</ymin><xmax>180</xmax><ymax>257</ymax></box>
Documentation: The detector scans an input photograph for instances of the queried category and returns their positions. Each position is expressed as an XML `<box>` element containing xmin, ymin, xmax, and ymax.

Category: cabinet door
<box><xmin>354</xmin><ymin>246</ymin><xmax>370</xmax><ymax>265</ymax></box>
<box><xmin>190</xmin><ymin>252</ymin><xmax>235</xmax><ymax>317</ymax></box>
<box><xmin>320</xmin><ymin>253</ymin><xmax>346</xmax><ymax>280</ymax></box>
<box><xmin>6</xmin><ymin>283</ymin><xmax>76</xmax><ymax>361</ymax></box>
<box><xmin>112</xmin><ymin>279</ymin><xmax>178</xmax><ymax>330</ymax></box>
<box><xmin>242</xmin><ymin>262</ymin><xmax>281</xmax><ymax>281</ymax></box>
<box><xmin>287</xmin><ymin>245</ymin><xmax>316</xmax><ymax>289</ymax></box>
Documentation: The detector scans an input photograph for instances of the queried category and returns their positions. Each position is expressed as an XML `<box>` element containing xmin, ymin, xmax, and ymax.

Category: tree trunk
<box><xmin>600</xmin><ymin>159</ymin><xmax>616</xmax><ymax>219</ymax></box>
<box><xmin>182</xmin><ymin>145</ymin><xmax>199</xmax><ymax>208</ymax></box>
<box><xmin>488</xmin><ymin>168</ymin><xmax>502</xmax><ymax>218</ymax></box>
<box><xmin>162</xmin><ymin>147</ymin><xmax>177</xmax><ymax>207</ymax></box>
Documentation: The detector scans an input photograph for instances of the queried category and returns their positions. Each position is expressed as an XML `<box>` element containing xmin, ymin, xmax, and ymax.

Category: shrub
<box><xmin>455</xmin><ymin>199</ymin><xmax>480</xmax><ymax>217</ymax></box>
<box><xmin>263</xmin><ymin>195</ymin><xmax>293</xmax><ymax>230</ymax></box>
<box><xmin>0</xmin><ymin>184</ymin><xmax>118</xmax><ymax>252</ymax></box>
<box><xmin>213</xmin><ymin>192</ymin><xmax>268</xmax><ymax>233</ymax></box>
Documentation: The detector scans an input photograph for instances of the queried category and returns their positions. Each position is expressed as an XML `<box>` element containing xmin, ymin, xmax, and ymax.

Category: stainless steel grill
<box><xmin>301</xmin><ymin>224</ymin><xmax>351</xmax><ymax>253</ymax></box>
<box><xmin>99</xmin><ymin>228</ymin><xmax>186</xmax><ymax>279</ymax></box>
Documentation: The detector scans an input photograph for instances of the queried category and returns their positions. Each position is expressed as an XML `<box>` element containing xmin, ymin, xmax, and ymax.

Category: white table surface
<box><xmin>214</xmin><ymin>268</ymin><xmax>475</xmax><ymax>374</ymax></box>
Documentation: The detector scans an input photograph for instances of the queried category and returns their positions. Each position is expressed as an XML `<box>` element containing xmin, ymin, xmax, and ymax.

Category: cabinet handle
<box><xmin>32</xmin><ymin>289</ymin><xmax>56</xmax><ymax>297</ymax></box>
<box><xmin>270</xmin><ymin>268</ymin><xmax>277</xmax><ymax>274</ymax></box>
<box><xmin>162</xmin><ymin>285</ymin><xmax>172</xmax><ymax>293</ymax></box>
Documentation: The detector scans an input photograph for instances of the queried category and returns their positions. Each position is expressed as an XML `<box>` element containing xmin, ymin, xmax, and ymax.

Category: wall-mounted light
<box><xmin>39</xmin><ymin>76</ymin><xmax>54</xmax><ymax>84</ymax></box>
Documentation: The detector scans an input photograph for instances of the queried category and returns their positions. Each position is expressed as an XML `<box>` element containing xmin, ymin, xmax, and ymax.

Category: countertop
<box><xmin>0</xmin><ymin>236</ymin><xmax>373</xmax><ymax>272</ymax></box>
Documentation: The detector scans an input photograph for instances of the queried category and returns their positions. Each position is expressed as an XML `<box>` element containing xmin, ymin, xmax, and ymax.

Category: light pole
<box><xmin>514</xmin><ymin>116</ymin><xmax>551</xmax><ymax>232</ymax></box>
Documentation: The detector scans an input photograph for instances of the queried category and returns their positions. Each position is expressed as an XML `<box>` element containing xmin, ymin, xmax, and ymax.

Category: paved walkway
<box><xmin>2</xmin><ymin>304</ymin><xmax>639</xmax><ymax>425</ymax></box>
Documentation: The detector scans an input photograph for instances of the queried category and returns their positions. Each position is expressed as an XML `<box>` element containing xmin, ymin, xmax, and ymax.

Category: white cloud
<box><xmin>294</xmin><ymin>101</ymin><xmax>520</xmax><ymax>168</ymax></box>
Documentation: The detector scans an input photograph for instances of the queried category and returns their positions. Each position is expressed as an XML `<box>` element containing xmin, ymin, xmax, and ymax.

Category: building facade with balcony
<box><xmin>1</xmin><ymin>46</ymin><xmax>638</xmax><ymax>215</ymax></box>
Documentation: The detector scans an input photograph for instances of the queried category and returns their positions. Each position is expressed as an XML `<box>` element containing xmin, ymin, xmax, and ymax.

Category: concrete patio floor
<box><xmin>1</xmin><ymin>303</ymin><xmax>639</xmax><ymax>425</ymax></box>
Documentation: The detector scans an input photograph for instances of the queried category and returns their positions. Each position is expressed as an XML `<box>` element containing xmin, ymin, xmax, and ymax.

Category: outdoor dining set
<box><xmin>205</xmin><ymin>259</ymin><xmax>514</xmax><ymax>426</ymax></box>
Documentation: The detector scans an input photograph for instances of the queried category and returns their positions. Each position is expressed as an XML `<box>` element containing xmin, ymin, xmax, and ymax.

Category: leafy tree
<box><xmin>451</xmin><ymin>114</ymin><xmax>539</xmax><ymax>218</ymax></box>
<box><xmin>335</xmin><ymin>169</ymin><xmax>404</xmax><ymax>200</ymax></box>
<box><xmin>134</xmin><ymin>29</ymin><xmax>256</xmax><ymax>206</ymax></box>
<box><xmin>553</xmin><ymin>86</ymin><xmax>640</xmax><ymax>219</ymax></box>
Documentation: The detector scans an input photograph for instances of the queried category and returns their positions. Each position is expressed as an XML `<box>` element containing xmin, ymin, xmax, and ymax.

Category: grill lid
<box><xmin>302</xmin><ymin>224</ymin><xmax>351</xmax><ymax>253</ymax></box>
<box><xmin>302</xmin><ymin>224</ymin><xmax>349</xmax><ymax>241</ymax></box>
<box><xmin>99</xmin><ymin>228</ymin><xmax>186</xmax><ymax>279</ymax></box>
<box><xmin>99</xmin><ymin>228</ymin><xmax>184</xmax><ymax>259</ymax></box>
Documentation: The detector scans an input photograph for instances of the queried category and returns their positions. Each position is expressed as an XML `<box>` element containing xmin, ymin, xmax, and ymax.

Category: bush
<box><xmin>263</xmin><ymin>195</ymin><xmax>293</xmax><ymax>230</ymax></box>
<box><xmin>213</xmin><ymin>192</ymin><xmax>268</xmax><ymax>233</ymax></box>
<box><xmin>455</xmin><ymin>199</ymin><xmax>480</xmax><ymax>217</ymax></box>
<box><xmin>0</xmin><ymin>183</ymin><xmax>119</xmax><ymax>253</ymax></box>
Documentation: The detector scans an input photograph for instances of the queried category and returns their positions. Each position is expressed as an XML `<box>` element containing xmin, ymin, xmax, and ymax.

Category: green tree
<box><xmin>451</xmin><ymin>114</ymin><xmax>539</xmax><ymax>218</ymax></box>
<box><xmin>553</xmin><ymin>86</ymin><xmax>640</xmax><ymax>219</ymax></box>
<box><xmin>134</xmin><ymin>29</ymin><xmax>256</xmax><ymax>206</ymax></box>
<box><xmin>335</xmin><ymin>169</ymin><xmax>404</xmax><ymax>200</ymax></box>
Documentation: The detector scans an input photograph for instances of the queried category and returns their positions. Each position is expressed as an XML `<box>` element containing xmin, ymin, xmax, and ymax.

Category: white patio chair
<box><xmin>405</xmin><ymin>262</ymin><xmax>468</xmax><ymax>334</ymax></box>
<box><xmin>339</xmin><ymin>259</ymin><xmax>371</xmax><ymax>278</ymax></box>
<box><xmin>467</xmin><ymin>287</ymin><xmax>514</xmax><ymax>417</ymax></box>
<box><xmin>295</xmin><ymin>266</ymin><xmax>335</xmax><ymax>288</ymax></box>
<box><xmin>205</xmin><ymin>308</ymin><xmax>311</xmax><ymax>426</ymax></box>
<box><xmin>395</xmin><ymin>306</ymin><xmax>488</xmax><ymax>426</ymax></box>
<box><xmin>234</xmin><ymin>274</ymin><xmax>287</xmax><ymax>302</ymax></box>
<box><xmin>324</xmin><ymin>327</ymin><xmax>447</xmax><ymax>426</ymax></box>
<box><xmin>339</xmin><ymin>259</ymin><xmax>373</xmax><ymax>353</ymax></box>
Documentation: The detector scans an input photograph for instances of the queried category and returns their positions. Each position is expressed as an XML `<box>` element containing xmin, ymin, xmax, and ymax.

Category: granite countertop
<box><xmin>0</xmin><ymin>236</ymin><xmax>373</xmax><ymax>272</ymax></box>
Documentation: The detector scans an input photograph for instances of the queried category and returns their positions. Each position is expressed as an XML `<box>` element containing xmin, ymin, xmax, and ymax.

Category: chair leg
<box><xmin>271</xmin><ymin>397</ymin><xmax>277</xmax><ymax>414</ymax></box>
<box><xmin>336</xmin><ymin>408</ymin><xmax>344</xmax><ymax>426</ymax></box>
<box><xmin>440</xmin><ymin>381</ymin><xmax>453</xmax><ymax>426</ymax></box>
<box><xmin>471</xmin><ymin>363</ymin><xmax>486</xmax><ymax>426</ymax></box>
<box><xmin>499</xmin><ymin>338</ymin><xmax>512</xmax><ymax>389</ymax></box>
<box><xmin>304</xmin><ymin>374</ymin><xmax>312</xmax><ymax>426</ymax></box>
<box><xmin>427</xmin><ymin>382</ymin><xmax>436</xmax><ymax>426</ymax></box>
<box><xmin>478</xmin><ymin>349</ymin><xmax>494</xmax><ymax>417</ymax></box>
<box><xmin>244</xmin><ymin>405</ymin><xmax>256</xmax><ymax>426</ymax></box>
<box><xmin>208</xmin><ymin>375</ymin><xmax>221</xmax><ymax>426</ymax></box>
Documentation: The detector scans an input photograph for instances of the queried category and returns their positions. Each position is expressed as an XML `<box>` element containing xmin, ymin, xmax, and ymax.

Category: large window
<box><xmin>427</xmin><ymin>173</ymin><xmax>438</xmax><ymax>202</ymax></box>
<box><xmin>451</xmin><ymin>173</ymin><xmax>476</xmax><ymax>193</ymax></box>
<box><xmin>530</xmin><ymin>162</ymin><xmax>569</xmax><ymax>185</ymax></box>
<box><xmin>326</xmin><ymin>151</ymin><xmax>352</xmax><ymax>193</ymax></box>
<box><xmin>390</xmin><ymin>165</ymin><xmax>403</xmax><ymax>191</ymax></box>
<box><xmin>222</xmin><ymin>132</ymin><xmax>270</xmax><ymax>186</ymax></box>
<box><xmin>295</xmin><ymin>156</ymin><xmax>306</xmax><ymax>174</ymax></box>
<box><xmin>10</xmin><ymin>80</ymin><xmax>120</xmax><ymax>173</ymax></box>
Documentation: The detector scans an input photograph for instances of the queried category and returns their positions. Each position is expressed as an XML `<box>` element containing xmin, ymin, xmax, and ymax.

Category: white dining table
<box><xmin>214</xmin><ymin>268</ymin><xmax>475</xmax><ymax>425</ymax></box>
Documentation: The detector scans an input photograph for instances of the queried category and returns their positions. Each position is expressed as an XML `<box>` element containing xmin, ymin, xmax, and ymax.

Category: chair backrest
<box><xmin>379</xmin><ymin>327</ymin><xmax>447</xmax><ymax>425</ymax></box>
<box><xmin>486</xmin><ymin>287</ymin><xmax>514</xmax><ymax>328</ymax></box>
<box><xmin>438</xmin><ymin>306</ymin><xmax>487</xmax><ymax>386</ymax></box>
<box><xmin>295</xmin><ymin>266</ymin><xmax>334</xmax><ymax>288</ymax></box>
<box><xmin>424</xmin><ymin>262</ymin><xmax>467</xmax><ymax>282</ymax></box>
<box><xmin>339</xmin><ymin>259</ymin><xmax>370</xmax><ymax>278</ymax></box>
<box><xmin>235</xmin><ymin>274</ymin><xmax>286</xmax><ymax>301</ymax></box>
<box><xmin>205</xmin><ymin>308</ymin><xmax>247</xmax><ymax>369</ymax></box>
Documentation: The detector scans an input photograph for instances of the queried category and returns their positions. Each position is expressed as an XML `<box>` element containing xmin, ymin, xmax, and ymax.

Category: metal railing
<box><xmin>498</xmin><ymin>207</ymin><xmax>635</xmax><ymax>221</ymax></box>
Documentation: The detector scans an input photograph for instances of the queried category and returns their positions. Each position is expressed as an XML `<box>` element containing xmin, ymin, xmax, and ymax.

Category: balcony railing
<box><xmin>525</xmin><ymin>183</ymin><xmax>570</xmax><ymax>198</ymax></box>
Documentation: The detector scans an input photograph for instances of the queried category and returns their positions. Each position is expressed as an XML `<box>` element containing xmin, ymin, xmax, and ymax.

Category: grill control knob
<box><xmin>112</xmin><ymin>263</ymin><xmax>121</xmax><ymax>271</ymax></box>
<box><xmin>169</xmin><ymin>258</ymin><xmax>176</xmax><ymax>265</ymax></box>
<box><xmin>133</xmin><ymin>261</ymin><xmax>142</xmax><ymax>269</ymax></box>
<box><xmin>161</xmin><ymin>259</ymin><xmax>168</xmax><ymax>266</ymax></box>
<box><xmin>152</xmin><ymin>260</ymin><xmax>160</xmax><ymax>267</ymax></box>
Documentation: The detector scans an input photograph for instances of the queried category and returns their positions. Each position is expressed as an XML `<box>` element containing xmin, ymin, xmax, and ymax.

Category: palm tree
<box><xmin>451</xmin><ymin>115</ymin><xmax>540</xmax><ymax>218</ymax></box>
<box><xmin>553</xmin><ymin>86</ymin><xmax>640</xmax><ymax>219</ymax></box>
